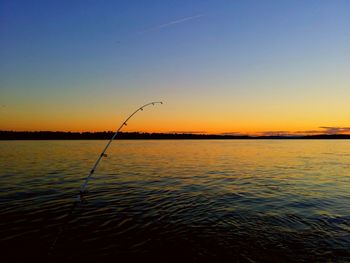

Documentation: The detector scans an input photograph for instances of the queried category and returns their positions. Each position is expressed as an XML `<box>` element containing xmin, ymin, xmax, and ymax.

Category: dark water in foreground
<box><xmin>0</xmin><ymin>140</ymin><xmax>350</xmax><ymax>262</ymax></box>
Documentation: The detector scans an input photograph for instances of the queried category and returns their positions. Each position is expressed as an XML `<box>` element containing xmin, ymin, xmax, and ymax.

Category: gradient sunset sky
<box><xmin>1</xmin><ymin>0</ymin><xmax>349</xmax><ymax>134</ymax></box>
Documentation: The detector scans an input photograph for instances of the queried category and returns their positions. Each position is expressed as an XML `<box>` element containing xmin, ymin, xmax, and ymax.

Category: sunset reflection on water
<box><xmin>1</xmin><ymin>140</ymin><xmax>350</xmax><ymax>262</ymax></box>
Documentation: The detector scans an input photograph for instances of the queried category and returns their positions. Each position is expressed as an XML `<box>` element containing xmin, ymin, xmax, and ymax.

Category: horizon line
<box><xmin>2</xmin><ymin>130</ymin><xmax>350</xmax><ymax>137</ymax></box>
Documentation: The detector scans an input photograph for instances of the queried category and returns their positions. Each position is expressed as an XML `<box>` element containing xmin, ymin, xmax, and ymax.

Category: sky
<box><xmin>1</xmin><ymin>0</ymin><xmax>349</xmax><ymax>134</ymax></box>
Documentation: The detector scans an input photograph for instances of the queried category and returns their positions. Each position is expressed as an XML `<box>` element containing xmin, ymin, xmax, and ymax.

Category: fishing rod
<box><xmin>49</xmin><ymin>101</ymin><xmax>163</xmax><ymax>254</ymax></box>
<box><xmin>78</xmin><ymin>101</ymin><xmax>163</xmax><ymax>200</ymax></box>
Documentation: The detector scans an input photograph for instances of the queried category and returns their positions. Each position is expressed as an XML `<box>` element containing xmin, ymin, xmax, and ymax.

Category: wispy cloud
<box><xmin>294</xmin><ymin>130</ymin><xmax>321</xmax><ymax>134</ymax></box>
<box><xmin>141</xmin><ymin>14</ymin><xmax>204</xmax><ymax>33</ymax></box>
<box><xmin>256</xmin><ymin>127</ymin><xmax>350</xmax><ymax>136</ymax></box>
<box><xmin>319</xmin><ymin>126</ymin><xmax>350</xmax><ymax>134</ymax></box>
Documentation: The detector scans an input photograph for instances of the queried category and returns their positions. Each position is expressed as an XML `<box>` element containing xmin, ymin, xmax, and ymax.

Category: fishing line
<box><xmin>49</xmin><ymin>101</ymin><xmax>163</xmax><ymax>255</ymax></box>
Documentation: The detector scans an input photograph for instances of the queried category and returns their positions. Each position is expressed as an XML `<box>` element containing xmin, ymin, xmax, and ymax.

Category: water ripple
<box><xmin>1</xmin><ymin>140</ymin><xmax>350</xmax><ymax>262</ymax></box>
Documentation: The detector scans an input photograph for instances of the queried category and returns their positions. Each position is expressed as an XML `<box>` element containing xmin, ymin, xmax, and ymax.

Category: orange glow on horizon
<box><xmin>1</xmin><ymin>100</ymin><xmax>350</xmax><ymax>135</ymax></box>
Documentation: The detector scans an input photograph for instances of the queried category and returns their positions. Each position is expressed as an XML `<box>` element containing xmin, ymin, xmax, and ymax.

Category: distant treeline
<box><xmin>1</xmin><ymin>131</ymin><xmax>350</xmax><ymax>140</ymax></box>
<box><xmin>0</xmin><ymin>131</ymin><xmax>249</xmax><ymax>140</ymax></box>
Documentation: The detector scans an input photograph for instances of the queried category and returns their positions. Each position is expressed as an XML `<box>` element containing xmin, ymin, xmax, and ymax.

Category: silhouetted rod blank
<box><xmin>48</xmin><ymin>101</ymin><xmax>163</xmax><ymax>254</ymax></box>
<box><xmin>78</xmin><ymin>101</ymin><xmax>163</xmax><ymax>200</ymax></box>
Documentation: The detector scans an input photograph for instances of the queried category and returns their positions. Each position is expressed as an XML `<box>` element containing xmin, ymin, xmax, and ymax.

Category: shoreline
<box><xmin>1</xmin><ymin>131</ymin><xmax>350</xmax><ymax>140</ymax></box>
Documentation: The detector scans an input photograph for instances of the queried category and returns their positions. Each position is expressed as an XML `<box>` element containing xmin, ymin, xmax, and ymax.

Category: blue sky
<box><xmin>1</xmin><ymin>0</ymin><xmax>349</xmax><ymax>133</ymax></box>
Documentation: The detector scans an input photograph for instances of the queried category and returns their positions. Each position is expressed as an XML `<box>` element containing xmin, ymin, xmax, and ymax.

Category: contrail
<box><xmin>115</xmin><ymin>14</ymin><xmax>204</xmax><ymax>43</ymax></box>
<box><xmin>142</xmin><ymin>14</ymin><xmax>204</xmax><ymax>33</ymax></box>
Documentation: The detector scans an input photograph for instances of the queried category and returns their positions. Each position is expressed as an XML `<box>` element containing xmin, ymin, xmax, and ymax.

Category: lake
<box><xmin>1</xmin><ymin>140</ymin><xmax>350</xmax><ymax>262</ymax></box>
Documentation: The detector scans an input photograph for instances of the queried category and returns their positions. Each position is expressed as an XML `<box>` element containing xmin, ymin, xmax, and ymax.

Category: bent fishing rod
<box><xmin>78</xmin><ymin>101</ymin><xmax>163</xmax><ymax>200</ymax></box>
<box><xmin>49</xmin><ymin>101</ymin><xmax>163</xmax><ymax>254</ymax></box>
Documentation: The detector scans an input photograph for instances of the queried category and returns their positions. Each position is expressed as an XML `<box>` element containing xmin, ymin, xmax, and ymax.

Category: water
<box><xmin>0</xmin><ymin>140</ymin><xmax>350</xmax><ymax>262</ymax></box>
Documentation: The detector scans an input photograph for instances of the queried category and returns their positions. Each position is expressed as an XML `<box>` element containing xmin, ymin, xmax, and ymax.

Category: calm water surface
<box><xmin>0</xmin><ymin>140</ymin><xmax>350</xmax><ymax>262</ymax></box>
